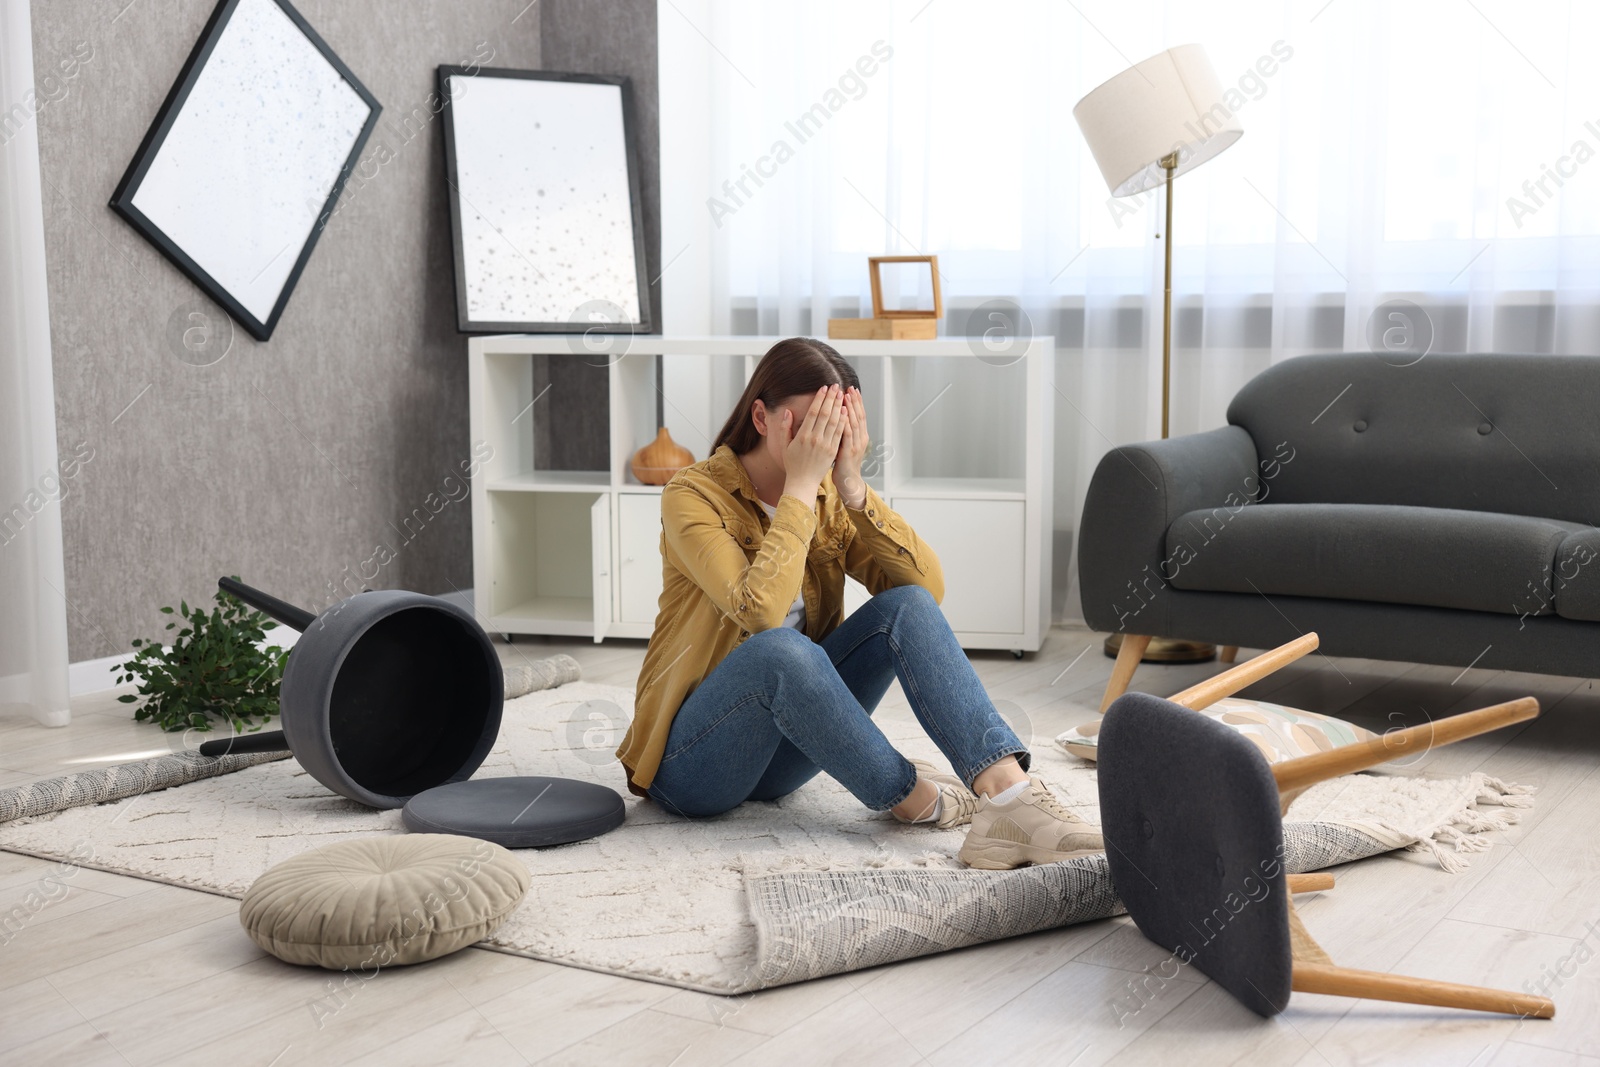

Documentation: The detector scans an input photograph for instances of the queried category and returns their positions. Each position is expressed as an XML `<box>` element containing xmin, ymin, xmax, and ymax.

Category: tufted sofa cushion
<box><xmin>1227</xmin><ymin>353</ymin><xmax>1600</xmax><ymax>525</ymax></box>
<box><xmin>1553</xmin><ymin>528</ymin><xmax>1600</xmax><ymax>621</ymax></box>
<box><xmin>1165</xmin><ymin>503</ymin><xmax>1584</xmax><ymax>616</ymax></box>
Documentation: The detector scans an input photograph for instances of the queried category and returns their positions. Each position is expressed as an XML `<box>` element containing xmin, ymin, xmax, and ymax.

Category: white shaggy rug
<box><xmin>0</xmin><ymin>682</ymin><xmax>1533</xmax><ymax>994</ymax></box>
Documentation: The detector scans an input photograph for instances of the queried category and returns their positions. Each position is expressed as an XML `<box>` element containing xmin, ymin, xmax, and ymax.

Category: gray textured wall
<box><xmin>542</xmin><ymin>0</ymin><xmax>660</xmax><ymax>335</ymax></box>
<box><xmin>536</xmin><ymin>0</ymin><xmax>662</xmax><ymax>473</ymax></box>
<box><xmin>33</xmin><ymin>0</ymin><xmax>659</xmax><ymax>660</ymax></box>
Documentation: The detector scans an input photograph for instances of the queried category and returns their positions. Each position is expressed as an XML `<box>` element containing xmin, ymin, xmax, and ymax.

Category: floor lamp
<box><xmin>1074</xmin><ymin>44</ymin><xmax>1243</xmax><ymax>664</ymax></box>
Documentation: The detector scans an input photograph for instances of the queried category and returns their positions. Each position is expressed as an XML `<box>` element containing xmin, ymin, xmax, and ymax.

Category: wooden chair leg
<box><xmin>1292</xmin><ymin>962</ymin><xmax>1555</xmax><ymax>1019</ymax></box>
<box><xmin>1099</xmin><ymin>634</ymin><xmax>1152</xmax><ymax>713</ymax></box>
<box><xmin>1219</xmin><ymin>645</ymin><xmax>1238</xmax><ymax>664</ymax></box>
<box><xmin>1274</xmin><ymin>697</ymin><xmax>1539</xmax><ymax>807</ymax></box>
<box><xmin>1167</xmin><ymin>633</ymin><xmax>1320</xmax><ymax>712</ymax></box>
<box><xmin>1287</xmin><ymin>873</ymin><xmax>1334</xmax><ymax>894</ymax></box>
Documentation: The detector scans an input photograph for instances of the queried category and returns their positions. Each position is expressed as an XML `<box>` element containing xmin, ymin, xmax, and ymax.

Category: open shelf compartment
<box><xmin>614</xmin><ymin>349</ymin><xmax>749</xmax><ymax>487</ymax></box>
<box><xmin>480</xmin><ymin>350</ymin><xmax>611</xmax><ymax>489</ymax></box>
<box><xmin>884</xmin><ymin>354</ymin><xmax>1028</xmax><ymax>498</ymax></box>
<box><xmin>483</xmin><ymin>490</ymin><xmax>610</xmax><ymax>639</ymax></box>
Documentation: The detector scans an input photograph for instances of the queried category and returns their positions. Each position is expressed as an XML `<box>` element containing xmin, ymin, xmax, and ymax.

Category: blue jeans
<box><xmin>646</xmin><ymin>584</ymin><xmax>1031</xmax><ymax>817</ymax></box>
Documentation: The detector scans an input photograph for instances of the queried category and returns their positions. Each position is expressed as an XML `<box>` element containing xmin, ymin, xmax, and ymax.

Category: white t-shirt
<box><xmin>758</xmin><ymin>499</ymin><xmax>806</xmax><ymax>631</ymax></box>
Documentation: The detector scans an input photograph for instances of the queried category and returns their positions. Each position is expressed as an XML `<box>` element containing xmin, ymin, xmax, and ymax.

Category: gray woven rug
<box><xmin>0</xmin><ymin>656</ymin><xmax>580</xmax><ymax>824</ymax></box>
<box><xmin>0</xmin><ymin>750</ymin><xmax>293</xmax><ymax>824</ymax></box>
<box><xmin>502</xmin><ymin>654</ymin><xmax>581</xmax><ymax>700</ymax></box>
<box><xmin>742</xmin><ymin>822</ymin><xmax>1395</xmax><ymax>988</ymax></box>
<box><xmin>0</xmin><ymin>668</ymin><xmax>1530</xmax><ymax>995</ymax></box>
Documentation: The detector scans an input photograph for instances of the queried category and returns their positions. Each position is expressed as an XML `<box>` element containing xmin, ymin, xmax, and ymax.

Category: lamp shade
<box><xmin>1074</xmin><ymin>44</ymin><xmax>1243</xmax><ymax>197</ymax></box>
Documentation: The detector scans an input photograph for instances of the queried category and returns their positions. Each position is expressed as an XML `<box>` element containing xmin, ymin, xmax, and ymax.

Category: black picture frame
<box><xmin>438</xmin><ymin>66</ymin><xmax>652</xmax><ymax>335</ymax></box>
<box><xmin>108</xmin><ymin>0</ymin><xmax>381</xmax><ymax>342</ymax></box>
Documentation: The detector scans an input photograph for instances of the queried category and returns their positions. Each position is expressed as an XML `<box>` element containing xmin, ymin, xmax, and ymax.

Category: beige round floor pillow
<box><xmin>241</xmin><ymin>834</ymin><xmax>530</xmax><ymax>969</ymax></box>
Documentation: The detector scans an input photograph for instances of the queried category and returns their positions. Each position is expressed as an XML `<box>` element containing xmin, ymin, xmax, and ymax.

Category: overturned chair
<box><xmin>1095</xmin><ymin>633</ymin><xmax>1556</xmax><ymax>1020</ymax></box>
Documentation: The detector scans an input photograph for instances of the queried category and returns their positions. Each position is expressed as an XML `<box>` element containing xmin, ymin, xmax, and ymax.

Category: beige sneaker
<box><xmin>957</xmin><ymin>777</ymin><xmax>1105</xmax><ymax>869</ymax></box>
<box><xmin>892</xmin><ymin>759</ymin><xmax>982</xmax><ymax>829</ymax></box>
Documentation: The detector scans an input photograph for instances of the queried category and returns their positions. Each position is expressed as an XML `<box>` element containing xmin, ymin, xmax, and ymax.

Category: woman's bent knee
<box><xmin>743</xmin><ymin>625</ymin><xmax>822</xmax><ymax>664</ymax></box>
<box><xmin>871</xmin><ymin>583</ymin><xmax>937</xmax><ymax>613</ymax></box>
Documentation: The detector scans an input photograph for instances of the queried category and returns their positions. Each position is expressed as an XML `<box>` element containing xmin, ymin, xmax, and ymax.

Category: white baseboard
<box><xmin>68</xmin><ymin>652</ymin><xmax>127</xmax><ymax>698</ymax></box>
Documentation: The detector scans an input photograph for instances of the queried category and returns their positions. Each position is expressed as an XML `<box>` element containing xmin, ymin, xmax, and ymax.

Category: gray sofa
<box><xmin>1079</xmin><ymin>353</ymin><xmax>1600</xmax><ymax>696</ymax></box>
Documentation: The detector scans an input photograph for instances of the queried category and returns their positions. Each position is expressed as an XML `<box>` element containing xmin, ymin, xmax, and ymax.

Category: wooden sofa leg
<box><xmin>1219</xmin><ymin>645</ymin><xmax>1238</xmax><ymax>664</ymax></box>
<box><xmin>1100</xmin><ymin>634</ymin><xmax>1152</xmax><ymax>713</ymax></box>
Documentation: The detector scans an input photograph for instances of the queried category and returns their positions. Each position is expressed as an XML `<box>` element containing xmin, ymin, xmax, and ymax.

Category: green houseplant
<box><xmin>115</xmin><ymin>580</ymin><xmax>289</xmax><ymax>733</ymax></box>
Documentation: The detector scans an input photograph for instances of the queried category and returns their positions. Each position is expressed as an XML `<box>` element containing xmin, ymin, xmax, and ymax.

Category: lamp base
<box><xmin>1102</xmin><ymin>632</ymin><xmax>1217</xmax><ymax>663</ymax></box>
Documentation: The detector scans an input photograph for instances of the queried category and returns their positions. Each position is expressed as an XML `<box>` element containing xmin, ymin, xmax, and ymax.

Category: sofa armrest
<box><xmin>1079</xmin><ymin>425</ymin><xmax>1262</xmax><ymax>636</ymax></box>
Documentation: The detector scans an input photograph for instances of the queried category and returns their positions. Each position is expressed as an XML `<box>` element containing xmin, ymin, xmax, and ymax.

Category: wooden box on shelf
<box><xmin>827</xmin><ymin>317</ymin><xmax>937</xmax><ymax>340</ymax></box>
<box><xmin>828</xmin><ymin>254</ymin><xmax>942</xmax><ymax>342</ymax></box>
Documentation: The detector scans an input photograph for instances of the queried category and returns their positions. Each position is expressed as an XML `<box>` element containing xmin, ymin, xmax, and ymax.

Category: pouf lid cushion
<box><xmin>240</xmin><ymin>834</ymin><xmax>529</xmax><ymax>969</ymax></box>
<box><xmin>402</xmin><ymin>776</ymin><xmax>626</xmax><ymax>848</ymax></box>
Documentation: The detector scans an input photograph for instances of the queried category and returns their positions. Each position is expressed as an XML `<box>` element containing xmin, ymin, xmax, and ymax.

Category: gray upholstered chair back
<box><xmin>1097</xmin><ymin>691</ymin><xmax>1292</xmax><ymax>1017</ymax></box>
<box><xmin>1227</xmin><ymin>353</ymin><xmax>1600</xmax><ymax>524</ymax></box>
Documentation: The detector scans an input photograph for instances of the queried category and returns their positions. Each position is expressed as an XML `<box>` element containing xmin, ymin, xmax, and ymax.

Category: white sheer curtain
<box><xmin>659</xmin><ymin>0</ymin><xmax>1600</xmax><ymax>621</ymax></box>
<box><xmin>1</xmin><ymin>0</ymin><xmax>71</xmax><ymax>727</ymax></box>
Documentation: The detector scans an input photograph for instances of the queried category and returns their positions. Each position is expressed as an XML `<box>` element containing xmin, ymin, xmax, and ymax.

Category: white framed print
<box><xmin>438</xmin><ymin>67</ymin><xmax>650</xmax><ymax>335</ymax></box>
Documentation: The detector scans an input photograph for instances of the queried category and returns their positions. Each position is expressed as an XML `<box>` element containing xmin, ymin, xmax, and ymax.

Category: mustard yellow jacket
<box><xmin>616</xmin><ymin>443</ymin><xmax>944</xmax><ymax>795</ymax></box>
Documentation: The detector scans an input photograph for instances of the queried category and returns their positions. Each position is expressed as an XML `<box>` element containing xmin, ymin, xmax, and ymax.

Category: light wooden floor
<box><xmin>2</xmin><ymin>625</ymin><xmax>1597</xmax><ymax>1066</ymax></box>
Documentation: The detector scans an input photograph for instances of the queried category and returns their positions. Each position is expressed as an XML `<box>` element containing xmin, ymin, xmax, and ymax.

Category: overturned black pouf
<box><xmin>401</xmin><ymin>777</ymin><xmax>625</xmax><ymax>848</ymax></box>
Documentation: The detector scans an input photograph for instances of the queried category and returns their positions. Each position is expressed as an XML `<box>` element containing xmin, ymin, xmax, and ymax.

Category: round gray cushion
<box><xmin>401</xmin><ymin>776</ymin><xmax>626</xmax><ymax>848</ymax></box>
<box><xmin>240</xmin><ymin>834</ymin><xmax>529</xmax><ymax>969</ymax></box>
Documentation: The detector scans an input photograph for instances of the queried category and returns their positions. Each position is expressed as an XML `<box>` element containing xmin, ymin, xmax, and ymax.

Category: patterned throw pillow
<box><xmin>1057</xmin><ymin>697</ymin><xmax>1378</xmax><ymax>763</ymax></box>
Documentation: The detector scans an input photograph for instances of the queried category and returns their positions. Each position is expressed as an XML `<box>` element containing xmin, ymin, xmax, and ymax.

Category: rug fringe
<box><xmin>1398</xmin><ymin>773</ymin><xmax>1531</xmax><ymax>873</ymax></box>
<box><xmin>1407</xmin><ymin>838</ymin><xmax>1471</xmax><ymax>874</ymax></box>
<box><xmin>1478</xmin><ymin>775</ymin><xmax>1537</xmax><ymax>808</ymax></box>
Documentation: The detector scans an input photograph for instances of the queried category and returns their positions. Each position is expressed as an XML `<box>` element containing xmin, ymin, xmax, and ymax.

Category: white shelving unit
<box><xmin>467</xmin><ymin>335</ymin><xmax>1055</xmax><ymax>654</ymax></box>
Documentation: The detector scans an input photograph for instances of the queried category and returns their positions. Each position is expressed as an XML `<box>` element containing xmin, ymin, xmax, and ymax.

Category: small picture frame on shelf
<box><xmin>438</xmin><ymin>67</ymin><xmax>651</xmax><ymax>335</ymax></box>
<box><xmin>108</xmin><ymin>0</ymin><xmax>382</xmax><ymax>342</ymax></box>
<box><xmin>868</xmin><ymin>255</ymin><xmax>943</xmax><ymax>319</ymax></box>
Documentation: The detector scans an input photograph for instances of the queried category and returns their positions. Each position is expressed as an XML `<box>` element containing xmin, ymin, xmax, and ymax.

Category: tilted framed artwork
<box><xmin>109</xmin><ymin>0</ymin><xmax>381</xmax><ymax>342</ymax></box>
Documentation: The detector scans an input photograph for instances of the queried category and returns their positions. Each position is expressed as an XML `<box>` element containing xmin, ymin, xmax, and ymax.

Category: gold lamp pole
<box><xmin>1112</xmin><ymin>152</ymin><xmax>1216</xmax><ymax>662</ymax></box>
<box><xmin>1074</xmin><ymin>46</ymin><xmax>1244</xmax><ymax>664</ymax></box>
<box><xmin>1159</xmin><ymin>151</ymin><xmax>1176</xmax><ymax>439</ymax></box>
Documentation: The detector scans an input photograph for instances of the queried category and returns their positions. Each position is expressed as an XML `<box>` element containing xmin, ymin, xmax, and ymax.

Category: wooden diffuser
<box><xmin>630</xmin><ymin>426</ymin><xmax>694</xmax><ymax>485</ymax></box>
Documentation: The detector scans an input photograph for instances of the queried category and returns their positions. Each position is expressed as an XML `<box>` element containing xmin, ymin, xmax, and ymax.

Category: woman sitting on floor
<box><xmin>614</xmin><ymin>337</ymin><xmax>1101</xmax><ymax>869</ymax></box>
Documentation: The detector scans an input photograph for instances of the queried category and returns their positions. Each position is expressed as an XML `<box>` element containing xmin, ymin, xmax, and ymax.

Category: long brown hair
<box><xmin>712</xmin><ymin>337</ymin><xmax>861</xmax><ymax>455</ymax></box>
